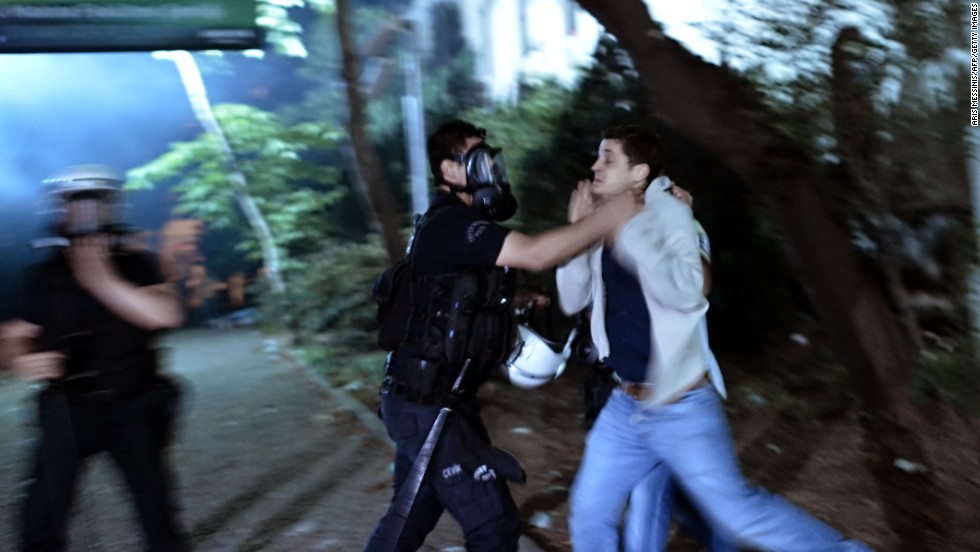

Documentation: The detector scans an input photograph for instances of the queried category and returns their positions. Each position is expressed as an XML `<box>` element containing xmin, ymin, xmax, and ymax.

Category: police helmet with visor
<box><xmin>44</xmin><ymin>164</ymin><xmax>126</xmax><ymax>236</ymax></box>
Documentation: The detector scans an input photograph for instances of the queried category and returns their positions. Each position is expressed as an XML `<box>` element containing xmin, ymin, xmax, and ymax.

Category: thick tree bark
<box><xmin>830</xmin><ymin>27</ymin><xmax>924</xmax><ymax>354</ymax></box>
<box><xmin>336</xmin><ymin>0</ymin><xmax>406</xmax><ymax>262</ymax></box>
<box><xmin>968</xmin><ymin>127</ymin><xmax>980</xmax><ymax>364</ymax></box>
<box><xmin>574</xmin><ymin>1</ymin><xmax>915</xmax><ymax>418</ymax></box>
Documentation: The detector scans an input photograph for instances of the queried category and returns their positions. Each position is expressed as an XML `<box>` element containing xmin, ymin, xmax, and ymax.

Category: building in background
<box><xmin>401</xmin><ymin>1</ymin><xmax>721</xmax><ymax>104</ymax></box>
<box><xmin>405</xmin><ymin>0</ymin><xmax>603</xmax><ymax>104</ymax></box>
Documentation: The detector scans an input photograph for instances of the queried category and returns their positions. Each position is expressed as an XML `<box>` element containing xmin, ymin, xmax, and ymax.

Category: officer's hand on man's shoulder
<box><xmin>514</xmin><ymin>289</ymin><xmax>551</xmax><ymax>310</ymax></box>
<box><xmin>668</xmin><ymin>183</ymin><xmax>694</xmax><ymax>208</ymax></box>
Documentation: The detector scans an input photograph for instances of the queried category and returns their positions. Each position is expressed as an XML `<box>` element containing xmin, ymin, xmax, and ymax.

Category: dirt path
<box><xmin>5</xmin><ymin>328</ymin><xmax>979</xmax><ymax>551</ymax></box>
<box><xmin>0</xmin><ymin>328</ymin><xmax>543</xmax><ymax>551</ymax></box>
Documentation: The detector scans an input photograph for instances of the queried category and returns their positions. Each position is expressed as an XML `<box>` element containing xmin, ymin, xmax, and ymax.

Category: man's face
<box><xmin>589</xmin><ymin>139</ymin><xmax>644</xmax><ymax>199</ymax></box>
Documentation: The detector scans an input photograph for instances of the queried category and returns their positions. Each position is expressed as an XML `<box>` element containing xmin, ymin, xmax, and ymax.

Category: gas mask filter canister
<box><xmin>462</xmin><ymin>144</ymin><xmax>518</xmax><ymax>221</ymax></box>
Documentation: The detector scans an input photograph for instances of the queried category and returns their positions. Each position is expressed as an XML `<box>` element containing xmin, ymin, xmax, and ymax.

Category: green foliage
<box><xmin>913</xmin><ymin>345</ymin><xmax>980</xmax><ymax>417</ymax></box>
<box><xmin>126</xmin><ymin>103</ymin><xmax>348</xmax><ymax>265</ymax></box>
<box><xmin>460</xmin><ymin>78</ymin><xmax>572</xmax><ymax>231</ymax></box>
<box><xmin>725</xmin><ymin>341</ymin><xmax>859</xmax><ymax>425</ymax></box>
<box><xmin>694</xmin><ymin>0</ymin><xmax>973</xmax><ymax>351</ymax></box>
<box><xmin>360</xmin><ymin>45</ymin><xmax>492</xmax><ymax>218</ymax></box>
<box><xmin>423</xmin><ymin>48</ymin><xmax>487</xmax><ymax>123</ymax></box>
<box><xmin>257</xmin><ymin>237</ymin><xmax>389</xmax><ymax>347</ymax></box>
<box><xmin>508</xmin><ymin>35</ymin><xmax>657</xmax><ymax>237</ymax></box>
<box><xmin>307</xmin><ymin>348</ymin><xmax>389</xmax><ymax>389</ymax></box>
<box><xmin>258</xmin><ymin>0</ymin><xmax>335</xmax><ymax>58</ymax></box>
<box><xmin>705</xmin><ymin>0</ymin><xmax>896</xmax><ymax>113</ymax></box>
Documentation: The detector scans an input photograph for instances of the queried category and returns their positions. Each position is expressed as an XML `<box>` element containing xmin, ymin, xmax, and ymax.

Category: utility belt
<box><xmin>48</xmin><ymin>351</ymin><xmax>161</xmax><ymax>406</ymax></box>
<box><xmin>383</xmin><ymin>353</ymin><xmax>478</xmax><ymax>405</ymax></box>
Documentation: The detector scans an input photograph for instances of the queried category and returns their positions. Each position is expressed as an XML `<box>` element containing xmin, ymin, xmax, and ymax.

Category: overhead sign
<box><xmin>0</xmin><ymin>0</ymin><xmax>263</xmax><ymax>53</ymax></box>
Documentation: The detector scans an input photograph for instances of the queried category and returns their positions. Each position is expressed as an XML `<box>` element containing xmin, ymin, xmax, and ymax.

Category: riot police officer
<box><xmin>364</xmin><ymin>120</ymin><xmax>640</xmax><ymax>551</ymax></box>
<box><xmin>0</xmin><ymin>165</ymin><xmax>189</xmax><ymax>552</ymax></box>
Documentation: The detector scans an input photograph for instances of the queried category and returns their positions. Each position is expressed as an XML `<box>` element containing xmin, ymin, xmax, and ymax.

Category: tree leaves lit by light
<box><xmin>705</xmin><ymin>0</ymin><xmax>898</xmax><ymax>112</ymax></box>
<box><xmin>692</xmin><ymin>0</ymin><xmax>968</xmax><ymax>172</ymax></box>
<box><xmin>258</xmin><ymin>0</ymin><xmax>336</xmax><ymax>58</ymax></box>
<box><xmin>715</xmin><ymin>0</ymin><xmax>964</xmax><ymax>116</ymax></box>
<box><xmin>126</xmin><ymin>103</ymin><xmax>346</xmax><ymax>267</ymax></box>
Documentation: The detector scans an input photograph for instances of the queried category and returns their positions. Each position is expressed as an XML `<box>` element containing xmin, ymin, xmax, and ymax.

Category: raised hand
<box><xmin>66</xmin><ymin>234</ymin><xmax>116</xmax><ymax>292</ymax></box>
<box><xmin>568</xmin><ymin>179</ymin><xmax>596</xmax><ymax>223</ymax></box>
<box><xmin>669</xmin><ymin>183</ymin><xmax>694</xmax><ymax>208</ymax></box>
<box><xmin>12</xmin><ymin>350</ymin><xmax>66</xmax><ymax>381</ymax></box>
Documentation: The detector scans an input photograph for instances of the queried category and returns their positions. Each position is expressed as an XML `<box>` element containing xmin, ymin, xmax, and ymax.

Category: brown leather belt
<box><xmin>620</xmin><ymin>376</ymin><xmax>709</xmax><ymax>401</ymax></box>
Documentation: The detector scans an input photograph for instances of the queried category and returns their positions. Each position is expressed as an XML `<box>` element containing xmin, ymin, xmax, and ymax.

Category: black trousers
<box><xmin>365</xmin><ymin>386</ymin><xmax>521</xmax><ymax>552</ymax></box>
<box><xmin>20</xmin><ymin>379</ymin><xmax>189</xmax><ymax>552</ymax></box>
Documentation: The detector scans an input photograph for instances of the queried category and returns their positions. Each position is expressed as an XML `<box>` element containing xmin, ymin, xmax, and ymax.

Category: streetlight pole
<box><xmin>400</xmin><ymin>18</ymin><xmax>429</xmax><ymax>215</ymax></box>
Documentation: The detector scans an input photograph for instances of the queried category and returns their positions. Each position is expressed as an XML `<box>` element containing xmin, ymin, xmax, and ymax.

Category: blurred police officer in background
<box><xmin>0</xmin><ymin>165</ymin><xmax>190</xmax><ymax>552</ymax></box>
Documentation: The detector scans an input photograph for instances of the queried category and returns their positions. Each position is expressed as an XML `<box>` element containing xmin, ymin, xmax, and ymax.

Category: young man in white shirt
<box><xmin>557</xmin><ymin>125</ymin><xmax>872</xmax><ymax>551</ymax></box>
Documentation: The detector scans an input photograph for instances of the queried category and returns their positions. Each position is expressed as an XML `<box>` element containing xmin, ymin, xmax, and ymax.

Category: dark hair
<box><xmin>426</xmin><ymin>119</ymin><xmax>486</xmax><ymax>179</ymax></box>
<box><xmin>601</xmin><ymin>125</ymin><xmax>666</xmax><ymax>186</ymax></box>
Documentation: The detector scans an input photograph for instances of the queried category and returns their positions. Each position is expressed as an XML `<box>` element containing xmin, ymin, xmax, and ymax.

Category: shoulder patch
<box><xmin>693</xmin><ymin>219</ymin><xmax>711</xmax><ymax>263</ymax></box>
<box><xmin>466</xmin><ymin>221</ymin><xmax>491</xmax><ymax>243</ymax></box>
<box><xmin>697</xmin><ymin>232</ymin><xmax>711</xmax><ymax>262</ymax></box>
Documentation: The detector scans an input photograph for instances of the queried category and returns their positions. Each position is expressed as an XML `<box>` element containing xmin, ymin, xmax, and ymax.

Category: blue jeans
<box><xmin>569</xmin><ymin>386</ymin><xmax>873</xmax><ymax>552</ymax></box>
<box><xmin>625</xmin><ymin>465</ymin><xmax>738</xmax><ymax>551</ymax></box>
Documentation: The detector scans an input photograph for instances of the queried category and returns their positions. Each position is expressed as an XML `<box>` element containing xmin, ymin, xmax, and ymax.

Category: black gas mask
<box><xmin>459</xmin><ymin>143</ymin><xmax>518</xmax><ymax>221</ymax></box>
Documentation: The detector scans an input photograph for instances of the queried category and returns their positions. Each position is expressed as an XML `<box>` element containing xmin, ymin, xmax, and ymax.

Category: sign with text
<box><xmin>0</xmin><ymin>0</ymin><xmax>262</xmax><ymax>53</ymax></box>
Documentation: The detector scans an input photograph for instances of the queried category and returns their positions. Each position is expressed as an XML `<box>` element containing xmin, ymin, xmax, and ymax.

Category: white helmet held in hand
<box><xmin>502</xmin><ymin>325</ymin><xmax>577</xmax><ymax>389</ymax></box>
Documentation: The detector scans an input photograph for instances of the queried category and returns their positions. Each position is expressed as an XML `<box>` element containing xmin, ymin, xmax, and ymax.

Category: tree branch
<box><xmin>576</xmin><ymin>0</ymin><xmax>916</xmax><ymax>414</ymax></box>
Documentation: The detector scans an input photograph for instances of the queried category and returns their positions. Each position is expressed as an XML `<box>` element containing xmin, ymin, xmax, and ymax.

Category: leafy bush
<box><xmin>913</xmin><ymin>342</ymin><xmax>980</xmax><ymax>417</ymax></box>
<box><xmin>257</xmin><ymin>237</ymin><xmax>389</xmax><ymax>350</ymax></box>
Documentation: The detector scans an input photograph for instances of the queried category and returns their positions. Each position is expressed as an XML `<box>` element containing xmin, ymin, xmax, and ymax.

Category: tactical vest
<box><xmin>407</xmin><ymin>264</ymin><xmax>516</xmax><ymax>383</ymax></box>
<box><xmin>386</xmin><ymin>208</ymin><xmax>516</xmax><ymax>401</ymax></box>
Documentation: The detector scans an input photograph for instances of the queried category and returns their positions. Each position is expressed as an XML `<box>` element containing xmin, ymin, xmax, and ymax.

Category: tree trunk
<box><xmin>829</xmin><ymin>27</ymin><xmax>924</xmax><ymax>354</ymax></box>
<box><xmin>161</xmin><ymin>50</ymin><xmax>286</xmax><ymax>294</ymax></box>
<box><xmin>573</xmin><ymin>0</ymin><xmax>915</xmax><ymax>418</ymax></box>
<box><xmin>966</xmin><ymin>126</ymin><xmax>980</xmax><ymax>365</ymax></box>
<box><xmin>573</xmin><ymin>3</ymin><xmax>980</xmax><ymax>546</ymax></box>
<box><xmin>336</xmin><ymin>0</ymin><xmax>406</xmax><ymax>262</ymax></box>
